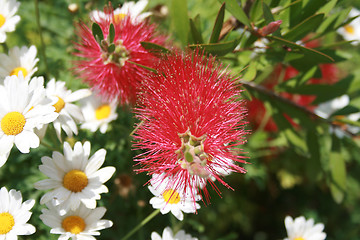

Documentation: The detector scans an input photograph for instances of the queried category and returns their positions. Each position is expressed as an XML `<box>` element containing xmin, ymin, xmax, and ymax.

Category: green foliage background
<box><xmin>1</xmin><ymin>0</ymin><xmax>360</xmax><ymax>239</ymax></box>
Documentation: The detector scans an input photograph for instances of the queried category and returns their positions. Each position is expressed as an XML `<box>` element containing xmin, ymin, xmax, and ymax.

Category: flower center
<box><xmin>344</xmin><ymin>24</ymin><xmax>355</xmax><ymax>35</ymax></box>
<box><xmin>0</xmin><ymin>14</ymin><xmax>5</xmax><ymax>28</ymax></box>
<box><xmin>10</xmin><ymin>67</ymin><xmax>28</xmax><ymax>77</ymax></box>
<box><xmin>62</xmin><ymin>216</ymin><xmax>86</xmax><ymax>234</ymax></box>
<box><xmin>0</xmin><ymin>212</ymin><xmax>15</xmax><ymax>234</ymax></box>
<box><xmin>114</xmin><ymin>13</ymin><xmax>126</xmax><ymax>23</ymax></box>
<box><xmin>53</xmin><ymin>96</ymin><xmax>65</xmax><ymax>113</ymax></box>
<box><xmin>101</xmin><ymin>40</ymin><xmax>129</xmax><ymax>67</ymax></box>
<box><xmin>294</xmin><ymin>238</ymin><xmax>305</xmax><ymax>240</ymax></box>
<box><xmin>95</xmin><ymin>104</ymin><xmax>111</xmax><ymax>120</ymax></box>
<box><xmin>175</xmin><ymin>129</ymin><xmax>211</xmax><ymax>178</ymax></box>
<box><xmin>1</xmin><ymin>111</ymin><xmax>26</xmax><ymax>135</ymax></box>
<box><xmin>63</xmin><ymin>170</ymin><xmax>88</xmax><ymax>192</ymax></box>
<box><xmin>162</xmin><ymin>189</ymin><xmax>181</xmax><ymax>204</ymax></box>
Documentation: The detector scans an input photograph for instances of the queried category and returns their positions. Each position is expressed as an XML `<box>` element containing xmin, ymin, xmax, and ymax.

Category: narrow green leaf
<box><xmin>189</xmin><ymin>38</ymin><xmax>240</xmax><ymax>56</ymax></box>
<box><xmin>210</xmin><ymin>3</ymin><xmax>226</xmax><ymax>43</ymax></box>
<box><xmin>249</xmin><ymin>0</ymin><xmax>262</xmax><ymax>22</ymax></box>
<box><xmin>170</xmin><ymin>0</ymin><xmax>189</xmax><ymax>47</ymax></box>
<box><xmin>140</xmin><ymin>42</ymin><xmax>170</xmax><ymax>54</ymax></box>
<box><xmin>317</xmin><ymin>0</ymin><xmax>337</xmax><ymax>15</ymax></box>
<box><xmin>284</xmin><ymin>14</ymin><xmax>324</xmax><ymax>41</ymax></box>
<box><xmin>189</xmin><ymin>19</ymin><xmax>204</xmax><ymax>44</ymax></box>
<box><xmin>108</xmin><ymin>23</ymin><xmax>115</xmax><ymax>43</ymax></box>
<box><xmin>262</xmin><ymin>1</ymin><xmax>274</xmax><ymax>23</ymax></box>
<box><xmin>329</xmin><ymin>151</ymin><xmax>346</xmax><ymax>203</ymax></box>
<box><xmin>305</xmin><ymin>127</ymin><xmax>322</xmax><ymax>182</ymax></box>
<box><xmin>218</xmin><ymin>0</ymin><xmax>251</xmax><ymax>28</ymax></box>
<box><xmin>127</xmin><ymin>61</ymin><xmax>158</xmax><ymax>73</ymax></box>
<box><xmin>108</xmin><ymin>43</ymin><xmax>115</xmax><ymax>53</ymax></box>
<box><xmin>92</xmin><ymin>22</ymin><xmax>104</xmax><ymax>44</ymax></box>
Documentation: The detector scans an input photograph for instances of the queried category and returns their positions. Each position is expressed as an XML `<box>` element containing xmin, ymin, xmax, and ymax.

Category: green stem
<box><xmin>40</xmin><ymin>141</ymin><xmax>57</xmax><ymax>152</ymax></box>
<box><xmin>34</xmin><ymin>0</ymin><xmax>48</xmax><ymax>76</ymax></box>
<box><xmin>1</xmin><ymin>42</ymin><xmax>9</xmax><ymax>53</ymax></box>
<box><xmin>121</xmin><ymin>209</ymin><xmax>161</xmax><ymax>240</ymax></box>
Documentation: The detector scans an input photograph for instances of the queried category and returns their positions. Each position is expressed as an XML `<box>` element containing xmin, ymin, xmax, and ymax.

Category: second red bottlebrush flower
<box><xmin>74</xmin><ymin>4</ymin><xmax>167</xmax><ymax>105</ymax></box>
<box><xmin>133</xmin><ymin>50</ymin><xmax>248</xmax><ymax>202</ymax></box>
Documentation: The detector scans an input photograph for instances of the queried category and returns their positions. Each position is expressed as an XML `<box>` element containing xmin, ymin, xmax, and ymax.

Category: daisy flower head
<box><xmin>80</xmin><ymin>90</ymin><xmax>118</xmax><ymax>133</ymax></box>
<box><xmin>0</xmin><ymin>187</ymin><xmax>36</xmax><ymax>239</ymax></box>
<box><xmin>0</xmin><ymin>0</ymin><xmax>20</xmax><ymax>43</ymax></box>
<box><xmin>337</xmin><ymin>8</ymin><xmax>360</xmax><ymax>45</ymax></box>
<box><xmin>44</xmin><ymin>78</ymin><xmax>91</xmax><ymax>140</ymax></box>
<box><xmin>134</xmin><ymin>50</ymin><xmax>248</xmax><ymax>201</ymax></box>
<box><xmin>0</xmin><ymin>74</ymin><xmax>58</xmax><ymax>168</ymax></box>
<box><xmin>90</xmin><ymin>0</ymin><xmax>151</xmax><ymax>24</ymax></box>
<box><xmin>148</xmin><ymin>173</ymin><xmax>201</xmax><ymax>221</ymax></box>
<box><xmin>284</xmin><ymin>216</ymin><xmax>326</xmax><ymax>240</ymax></box>
<box><xmin>40</xmin><ymin>202</ymin><xmax>113</xmax><ymax>240</ymax></box>
<box><xmin>151</xmin><ymin>227</ymin><xmax>198</xmax><ymax>240</ymax></box>
<box><xmin>74</xmin><ymin>3</ymin><xmax>167</xmax><ymax>104</ymax></box>
<box><xmin>34</xmin><ymin>141</ymin><xmax>116</xmax><ymax>214</ymax></box>
<box><xmin>0</xmin><ymin>45</ymin><xmax>39</xmax><ymax>81</ymax></box>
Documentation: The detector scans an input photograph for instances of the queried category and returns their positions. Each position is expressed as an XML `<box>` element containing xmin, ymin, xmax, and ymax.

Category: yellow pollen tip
<box><xmin>0</xmin><ymin>14</ymin><xmax>5</xmax><ymax>28</ymax></box>
<box><xmin>294</xmin><ymin>238</ymin><xmax>305</xmax><ymax>240</ymax></box>
<box><xmin>0</xmin><ymin>212</ymin><xmax>15</xmax><ymax>234</ymax></box>
<box><xmin>10</xmin><ymin>67</ymin><xmax>28</xmax><ymax>77</ymax></box>
<box><xmin>62</xmin><ymin>216</ymin><xmax>86</xmax><ymax>234</ymax></box>
<box><xmin>162</xmin><ymin>189</ymin><xmax>181</xmax><ymax>204</ymax></box>
<box><xmin>114</xmin><ymin>13</ymin><xmax>126</xmax><ymax>23</ymax></box>
<box><xmin>344</xmin><ymin>24</ymin><xmax>355</xmax><ymax>35</ymax></box>
<box><xmin>63</xmin><ymin>170</ymin><xmax>88</xmax><ymax>192</ymax></box>
<box><xmin>95</xmin><ymin>104</ymin><xmax>111</xmax><ymax>120</ymax></box>
<box><xmin>53</xmin><ymin>96</ymin><xmax>65</xmax><ymax>113</ymax></box>
<box><xmin>1</xmin><ymin>111</ymin><xmax>26</xmax><ymax>135</ymax></box>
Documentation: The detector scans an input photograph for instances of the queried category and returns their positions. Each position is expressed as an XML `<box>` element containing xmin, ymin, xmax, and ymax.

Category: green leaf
<box><xmin>329</xmin><ymin>151</ymin><xmax>346</xmax><ymax>203</ymax></box>
<box><xmin>108</xmin><ymin>43</ymin><xmax>115</xmax><ymax>53</ymax></box>
<box><xmin>108</xmin><ymin>23</ymin><xmax>115</xmax><ymax>43</ymax></box>
<box><xmin>170</xmin><ymin>0</ymin><xmax>189</xmax><ymax>47</ymax></box>
<box><xmin>189</xmin><ymin>38</ymin><xmax>240</xmax><ymax>56</ymax></box>
<box><xmin>262</xmin><ymin>1</ymin><xmax>274</xmax><ymax>23</ymax></box>
<box><xmin>283</xmin><ymin>14</ymin><xmax>324</xmax><ymax>41</ymax></box>
<box><xmin>127</xmin><ymin>61</ymin><xmax>158</xmax><ymax>73</ymax></box>
<box><xmin>249</xmin><ymin>0</ymin><xmax>262</xmax><ymax>22</ymax></box>
<box><xmin>219</xmin><ymin>0</ymin><xmax>251</xmax><ymax>28</ymax></box>
<box><xmin>92</xmin><ymin>22</ymin><xmax>104</xmax><ymax>44</ymax></box>
<box><xmin>242</xmin><ymin>61</ymin><xmax>257</xmax><ymax>81</ymax></box>
<box><xmin>189</xmin><ymin>18</ymin><xmax>204</xmax><ymax>44</ymax></box>
<box><xmin>210</xmin><ymin>3</ymin><xmax>225</xmax><ymax>43</ymax></box>
<box><xmin>305</xmin><ymin>127</ymin><xmax>322</xmax><ymax>182</ymax></box>
<box><xmin>140</xmin><ymin>42</ymin><xmax>170</xmax><ymax>54</ymax></box>
<box><xmin>317</xmin><ymin>0</ymin><xmax>337</xmax><ymax>16</ymax></box>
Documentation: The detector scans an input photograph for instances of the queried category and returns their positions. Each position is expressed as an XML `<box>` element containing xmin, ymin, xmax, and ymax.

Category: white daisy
<box><xmin>148</xmin><ymin>174</ymin><xmax>201</xmax><ymax>221</ymax></box>
<box><xmin>90</xmin><ymin>0</ymin><xmax>151</xmax><ymax>24</ymax></box>
<box><xmin>337</xmin><ymin>8</ymin><xmax>360</xmax><ymax>45</ymax></box>
<box><xmin>0</xmin><ymin>187</ymin><xmax>36</xmax><ymax>239</ymax></box>
<box><xmin>0</xmin><ymin>74</ymin><xmax>58</xmax><ymax>168</ymax></box>
<box><xmin>34</xmin><ymin>141</ymin><xmax>116</xmax><ymax>214</ymax></box>
<box><xmin>44</xmin><ymin>78</ymin><xmax>91</xmax><ymax>141</ymax></box>
<box><xmin>0</xmin><ymin>45</ymin><xmax>39</xmax><ymax>81</ymax></box>
<box><xmin>80</xmin><ymin>91</ymin><xmax>118</xmax><ymax>134</ymax></box>
<box><xmin>284</xmin><ymin>216</ymin><xmax>326</xmax><ymax>240</ymax></box>
<box><xmin>40</xmin><ymin>202</ymin><xmax>113</xmax><ymax>240</ymax></box>
<box><xmin>151</xmin><ymin>227</ymin><xmax>198</xmax><ymax>240</ymax></box>
<box><xmin>0</xmin><ymin>0</ymin><xmax>20</xmax><ymax>43</ymax></box>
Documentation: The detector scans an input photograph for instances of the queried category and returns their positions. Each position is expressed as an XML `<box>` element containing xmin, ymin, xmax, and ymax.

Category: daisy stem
<box><xmin>40</xmin><ymin>141</ymin><xmax>57</xmax><ymax>152</ymax></box>
<box><xmin>34</xmin><ymin>0</ymin><xmax>49</xmax><ymax>75</ymax></box>
<box><xmin>121</xmin><ymin>209</ymin><xmax>160</xmax><ymax>240</ymax></box>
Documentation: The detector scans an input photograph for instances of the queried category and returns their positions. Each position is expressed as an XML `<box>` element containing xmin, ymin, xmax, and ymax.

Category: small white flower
<box><xmin>44</xmin><ymin>78</ymin><xmax>91</xmax><ymax>140</ymax></box>
<box><xmin>337</xmin><ymin>8</ymin><xmax>360</xmax><ymax>45</ymax></box>
<box><xmin>314</xmin><ymin>95</ymin><xmax>349</xmax><ymax>119</ymax></box>
<box><xmin>284</xmin><ymin>216</ymin><xmax>326</xmax><ymax>240</ymax></box>
<box><xmin>34</xmin><ymin>141</ymin><xmax>116</xmax><ymax>214</ymax></box>
<box><xmin>0</xmin><ymin>0</ymin><xmax>20</xmax><ymax>43</ymax></box>
<box><xmin>90</xmin><ymin>0</ymin><xmax>151</xmax><ymax>24</ymax></box>
<box><xmin>80</xmin><ymin>91</ymin><xmax>118</xmax><ymax>134</ymax></box>
<box><xmin>0</xmin><ymin>187</ymin><xmax>36</xmax><ymax>239</ymax></box>
<box><xmin>151</xmin><ymin>227</ymin><xmax>198</xmax><ymax>240</ymax></box>
<box><xmin>148</xmin><ymin>174</ymin><xmax>201</xmax><ymax>221</ymax></box>
<box><xmin>0</xmin><ymin>74</ymin><xmax>58</xmax><ymax>167</ymax></box>
<box><xmin>0</xmin><ymin>45</ymin><xmax>39</xmax><ymax>81</ymax></box>
<box><xmin>40</xmin><ymin>202</ymin><xmax>113</xmax><ymax>240</ymax></box>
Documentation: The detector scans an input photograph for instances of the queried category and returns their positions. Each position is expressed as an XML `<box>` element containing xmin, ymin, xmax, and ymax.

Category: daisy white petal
<box><xmin>151</xmin><ymin>227</ymin><xmax>198</xmax><ymax>240</ymax></box>
<box><xmin>284</xmin><ymin>216</ymin><xmax>326</xmax><ymax>240</ymax></box>
<box><xmin>0</xmin><ymin>0</ymin><xmax>20</xmax><ymax>43</ymax></box>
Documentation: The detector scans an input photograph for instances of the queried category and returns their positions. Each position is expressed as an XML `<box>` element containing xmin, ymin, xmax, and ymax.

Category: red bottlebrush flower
<box><xmin>74</xmin><ymin>5</ymin><xmax>167</xmax><ymax>105</ymax></box>
<box><xmin>133</xmin><ymin>50</ymin><xmax>248</xmax><ymax>202</ymax></box>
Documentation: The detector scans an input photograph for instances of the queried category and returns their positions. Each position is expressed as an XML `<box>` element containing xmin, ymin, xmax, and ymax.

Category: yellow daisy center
<box><xmin>162</xmin><ymin>189</ymin><xmax>181</xmax><ymax>204</ymax></box>
<box><xmin>63</xmin><ymin>170</ymin><xmax>88</xmax><ymax>192</ymax></box>
<box><xmin>1</xmin><ymin>111</ymin><xmax>26</xmax><ymax>135</ymax></box>
<box><xmin>0</xmin><ymin>14</ymin><xmax>5</xmax><ymax>28</ymax></box>
<box><xmin>344</xmin><ymin>24</ymin><xmax>355</xmax><ymax>35</ymax></box>
<box><xmin>10</xmin><ymin>67</ymin><xmax>28</xmax><ymax>77</ymax></box>
<box><xmin>0</xmin><ymin>212</ymin><xmax>15</xmax><ymax>234</ymax></box>
<box><xmin>53</xmin><ymin>96</ymin><xmax>65</xmax><ymax>113</ymax></box>
<box><xmin>62</xmin><ymin>215</ymin><xmax>86</xmax><ymax>234</ymax></box>
<box><xmin>294</xmin><ymin>238</ymin><xmax>305</xmax><ymax>240</ymax></box>
<box><xmin>95</xmin><ymin>104</ymin><xmax>111</xmax><ymax>120</ymax></box>
<box><xmin>114</xmin><ymin>13</ymin><xmax>127</xmax><ymax>23</ymax></box>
